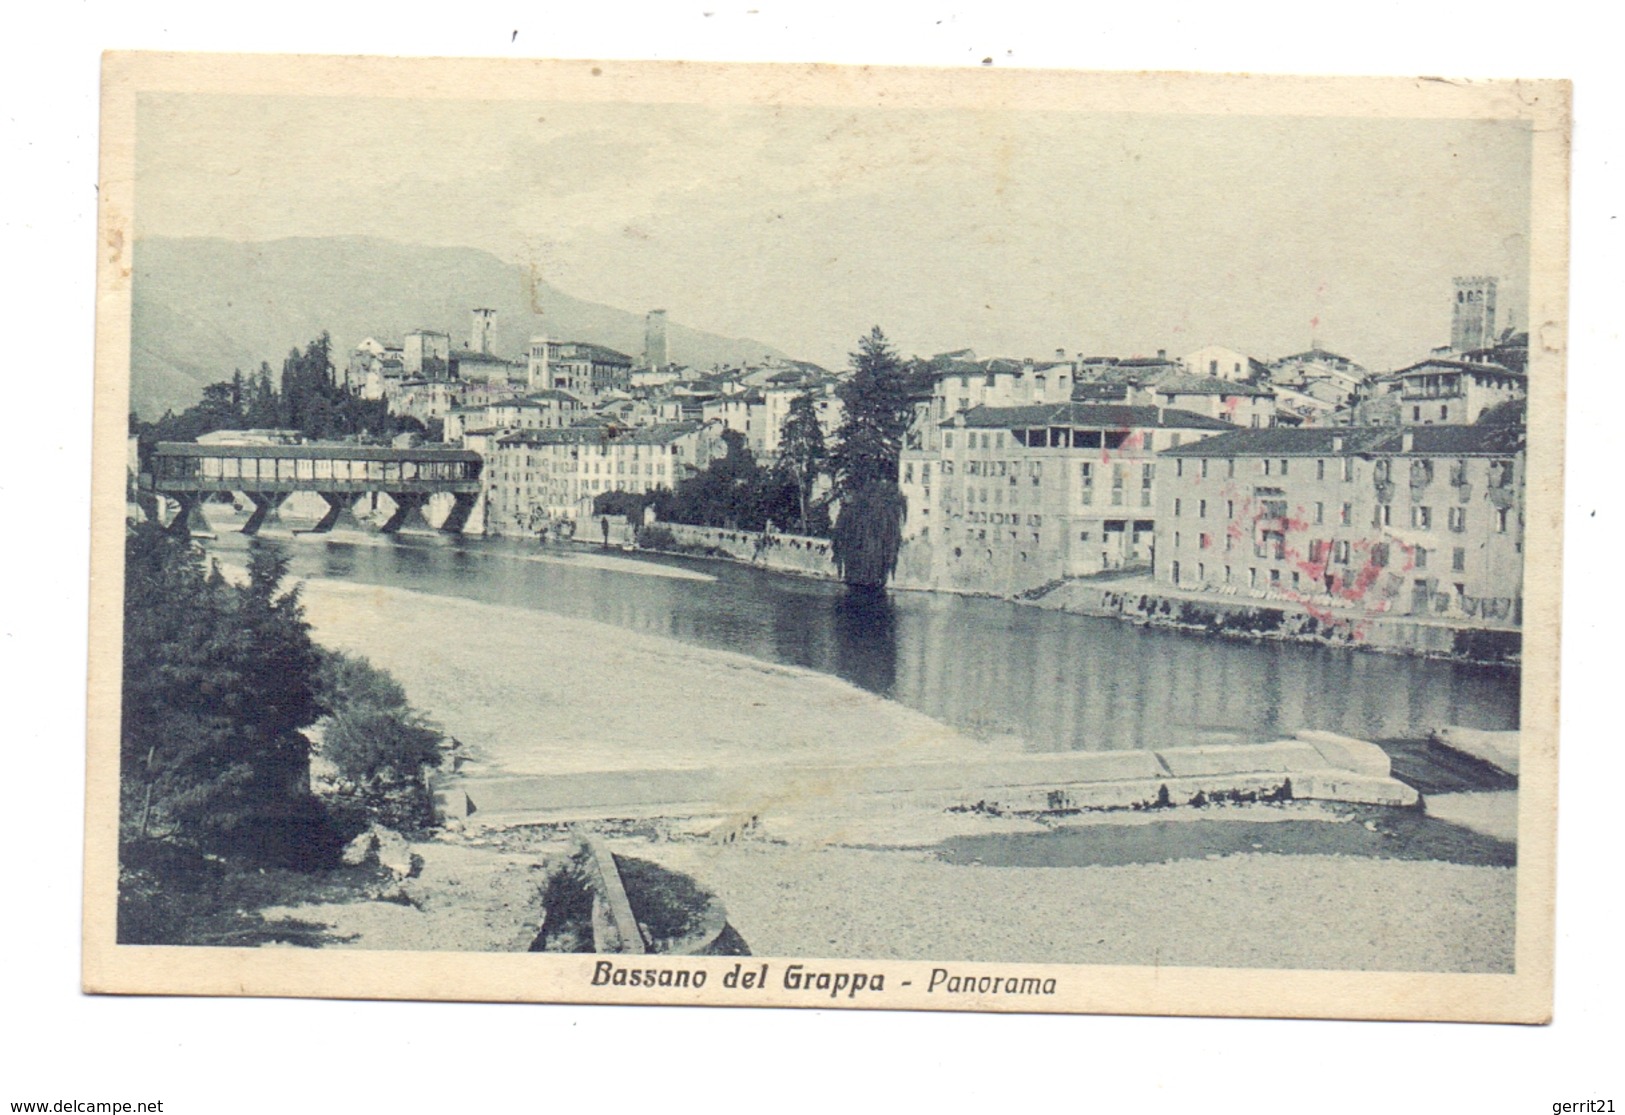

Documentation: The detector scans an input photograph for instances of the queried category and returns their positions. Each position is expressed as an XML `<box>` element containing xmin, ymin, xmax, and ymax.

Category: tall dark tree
<box><xmin>776</xmin><ymin>390</ymin><xmax>827</xmax><ymax>534</ymax></box>
<box><xmin>121</xmin><ymin>524</ymin><xmax>325</xmax><ymax>858</ymax></box>
<box><xmin>829</xmin><ymin>327</ymin><xmax>914</xmax><ymax>586</ymax></box>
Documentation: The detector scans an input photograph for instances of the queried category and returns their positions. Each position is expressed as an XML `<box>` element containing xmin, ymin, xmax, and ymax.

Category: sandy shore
<box><xmin>267</xmin><ymin>568</ymin><xmax>1515</xmax><ymax>974</ymax></box>
<box><xmin>298</xmin><ymin>576</ymin><xmax>987</xmax><ymax>778</ymax></box>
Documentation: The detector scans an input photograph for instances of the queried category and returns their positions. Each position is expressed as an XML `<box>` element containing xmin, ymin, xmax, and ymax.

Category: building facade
<box><xmin>896</xmin><ymin>402</ymin><xmax>1234</xmax><ymax>594</ymax></box>
<box><xmin>482</xmin><ymin>422</ymin><xmax>715</xmax><ymax>534</ymax></box>
<box><xmin>1154</xmin><ymin>424</ymin><xmax>1525</xmax><ymax>624</ymax></box>
<box><xmin>1393</xmin><ymin>358</ymin><xmax>1526</xmax><ymax>425</ymax></box>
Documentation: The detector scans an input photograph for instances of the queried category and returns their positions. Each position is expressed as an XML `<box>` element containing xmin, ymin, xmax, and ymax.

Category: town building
<box><xmin>1150</xmin><ymin>374</ymin><xmax>1277</xmax><ymax>428</ymax></box>
<box><xmin>1180</xmin><ymin>345</ymin><xmax>1266</xmax><ymax>382</ymax></box>
<box><xmin>1392</xmin><ymin>358</ymin><xmax>1526</xmax><ymax>425</ymax></box>
<box><xmin>403</xmin><ymin>329</ymin><xmax>452</xmax><ymax>379</ymax></box>
<box><xmin>526</xmin><ymin>338</ymin><xmax>636</xmax><ymax>399</ymax></box>
<box><xmin>1154</xmin><ymin>424</ymin><xmax>1525</xmax><ymax>623</ymax></box>
<box><xmin>481</xmin><ymin>421</ymin><xmax>716</xmax><ymax>534</ymax></box>
<box><xmin>896</xmin><ymin>402</ymin><xmax>1234</xmax><ymax>594</ymax></box>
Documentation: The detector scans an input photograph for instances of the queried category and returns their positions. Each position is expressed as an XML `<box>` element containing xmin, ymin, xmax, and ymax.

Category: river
<box><xmin>202</xmin><ymin>526</ymin><xmax>1520</xmax><ymax>754</ymax></box>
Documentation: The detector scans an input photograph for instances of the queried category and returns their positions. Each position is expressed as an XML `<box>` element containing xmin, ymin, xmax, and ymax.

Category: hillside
<box><xmin>129</xmin><ymin>236</ymin><xmax>791</xmax><ymax>417</ymax></box>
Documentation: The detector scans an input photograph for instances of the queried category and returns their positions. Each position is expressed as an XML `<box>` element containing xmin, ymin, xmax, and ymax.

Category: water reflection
<box><xmin>210</xmin><ymin>531</ymin><xmax>1520</xmax><ymax>751</ymax></box>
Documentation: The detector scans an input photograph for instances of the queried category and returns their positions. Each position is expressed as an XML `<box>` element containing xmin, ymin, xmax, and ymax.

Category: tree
<box><xmin>121</xmin><ymin>523</ymin><xmax>326</xmax><ymax>859</ymax></box>
<box><xmin>828</xmin><ymin>328</ymin><xmax>915</xmax><ymax>586</ymax></box>
<box><xmin>830</xmin><ymin>327</ymin><xmax>915</xmax><ymax>493</ymax></box>
<box><xmin>830</xmin><ymin>480</ymin><xmax>908</xmax><ymax>587</ymax></box>
<box><xmin>315</xmin><ymin>651</ymin><xmax>443</xmax><ymax>830</ymax></box>
<box><xmin>776</xmin><ymin>390</ymin><xmax>827</xmax><ymax>534</ymax></box>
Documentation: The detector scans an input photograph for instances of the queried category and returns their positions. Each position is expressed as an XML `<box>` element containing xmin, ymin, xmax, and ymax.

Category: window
<box><xmin>1415</xmin><ymin>547</ymin><xmax>1428</xmax><ymax>570</ymax></box>
<box><xmin>1262</xmin><ymin>459</ymin><xmax>1272</xmax><ymax>476</ymax></box>
<box><xmin>944</xmin><ymin>433</ymin><xmax>953</xmax><ymax>449</ymax></box>
<box><xmin>1449</xmin><ymin>507</ymin><xmax>1467</xmax><ymax>532</ymax></box>
<box><xmin>1270</xmin><ymin>569</ymin><xmax>1281</xmax><ymax>586</ymax></box>
<box><xmin>1379</xmin><ymin>504</ymin><xmax>1392</xmax><ymax>527</ymax></box>
<box><xmin>1314</xmin><ymin>502</ymin><xmax>1324</xmax><ymax>525</ymax></box>
<box><xmin>1316</xmin><ymin>459</ymin><xmax>1326</xmax><ymax>480</ymax></box>
<box><xmin>1200</xmin><ymin>532</ymin><xmax>1213</xmax><ymax>550</ymax></box>
<box><xmin>1199</xmin><ymin>499</ymin><xmax>1207</xmax><ymax>518</ymax></box>
<box><xmin>1291</xmin><ymin>571</ymin><xmax>1301</xmax><ymax>590</ymax></box>
<box><xmin>1200</xmin><ymin>459</ymin><xmax>1210</xmax><ymax>478</ymax></box>
<box><xmin>1174</xmin><ymin>532</ymin><xmax>1181</xmax><ymax>549</ymax></box>
<box><xmin>1342</xmin><ymin>458</ymin><xmax>1355</xmax><ymax>481</ymax></box>
<box><xmin>1176</xmin><ymin>459</ymin><xmax>1184</xmax><ymax>477</ymax></box>
<box><xmin>1198</xmin><ymin>562</ymin><xmax>1206</xmax><ymax>582</ymax></box>
<box><xmin>1371</xmin><ymin>543</ymin><xmax>1389</xmax><ymax>569</ymax></box>
<box><xmin>1226</xmin><ymin>500</ymin><xmax>1235</xmax><ymax>519</ymax></box>
<box><xmin>1496</xmin><ymin>507</ymin><xmax>1510</xmax><ymax>533</ymax></box>
<box><xmin>1224</xmin><ymin>566</ymin><xmax>1233</xmax><ymax>584</ymax></box>
<box><xmin>1452</xmin><ymin>546</ymin><xmax>1466</xmax><ymax>572</ymax></box>
<box><xmin>1440</xmin><ymin>405</ymin><xmax>1449</xmax><ymax>421</ymax></box>
<box><xmin>1280</xmin><ymin>459</ymin><xmax>1289</xmax><ymax>476</ymax></box>
<box><xmin>1340</xmin><ymin>502</ymin><xmax>1353</xmax><ymax>525</ymax></box>
<box><xmin>1174</xmin><ymin>498</ymin><xmax>1182</xmax><ymax>517</ymax></box>
<box><xmin>1249</xmin><ymin>568</ymin><xmax>1259</xmax><ymax>588</ymax></box>
<box><xmin>1227</xmin><ymin>459</ymin><xmax>1236</xmax><ymax>479</ymax></box>
<box><xmin>1172</xmin><ymin>560</ymin><xmax>1181</xmax><ymax>584</ymax></box>
<box><xmin>1412</xmin><ymin>506</ymin><xmax>1432</xmax><ymax>530</ymax></box>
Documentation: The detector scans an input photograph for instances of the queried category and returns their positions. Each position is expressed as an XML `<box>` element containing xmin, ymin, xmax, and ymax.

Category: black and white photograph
<box><xmin>78</xmin><ymin>52</ymin><xmax>1571</xmax><ymax>1030</ymax></box>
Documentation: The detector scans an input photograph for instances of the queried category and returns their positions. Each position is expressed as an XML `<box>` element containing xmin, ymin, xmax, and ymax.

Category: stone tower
<box><xmin>644</xmin><ymin>309</ymin><xmax>669</xmax><ymax>369</ymax></box>
<box><xmin>1451</xmin><ymin>276</ymin><xmax>1497</xmax><ymax>353</ymax></box>
<box><xmin>471</xmin><ymin>308</ymin><xmax>497</xmax><ymax>355</ymax></box>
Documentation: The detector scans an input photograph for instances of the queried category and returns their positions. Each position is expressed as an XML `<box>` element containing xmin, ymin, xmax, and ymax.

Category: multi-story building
<box><xmin>1154</xmin><ymin>424</ymin><xmax>1525</xmax><ymax>623</ymax></box>
<box><xmin>897</xmin><ymin>402</ymin><xmax>1234</xmax><ymax>593</ymax></box>
<box><xmin>1392</xmin><ymin>358</ymin><xmax>1526</xmax><ymax>425</ymax></box>
<box><xmin>525</xmin><ymin>338</ymin><xmax>636</xmax><ymax>398</ymax></box>
<box><xmin>1151</xmin><ymin>374</ymin><xmax>1276</xmax><ymax>428</ymax></box>
<box><xmin>1180</xmin><ymin>344</ymin><xmax>1265</xmax><ymax>382</ymax></box>
<box><xmin>403</xmin><ymin>329</ymin><xmax>452</xmax><ymax>379</ymax></box>
<box><xmin>482</xmin><ymin>422</ymin><xmax>715</xmax><ymax>534</ymax></box>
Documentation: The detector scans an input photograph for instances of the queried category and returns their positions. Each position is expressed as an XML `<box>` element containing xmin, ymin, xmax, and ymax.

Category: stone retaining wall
<box><xmin>653</xmin><ymin>523</ymin><xmax>839</xmax><ymax>579</ymax></box>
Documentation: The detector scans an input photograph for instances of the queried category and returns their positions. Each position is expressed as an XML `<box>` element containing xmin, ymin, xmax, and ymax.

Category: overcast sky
<box><xmin>136</xmin><ymin>92</ymin><xmax>1532</xmax><ymax>372</ymax></box>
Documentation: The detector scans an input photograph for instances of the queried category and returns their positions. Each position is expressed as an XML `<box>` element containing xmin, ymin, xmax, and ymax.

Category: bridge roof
<box><xmin>155</xmin><ymin>441</ymin><xmax>482</xmax><ymax>463</ymax></box>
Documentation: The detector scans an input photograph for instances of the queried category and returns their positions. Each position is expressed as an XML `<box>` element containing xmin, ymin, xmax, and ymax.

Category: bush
<box><xmin>314</xmin><ymin>651</ymin><xmax>443</xmax><ymax>830</ymax></box>
<box><xmin>636</xmin><ymin>524</ymin><xmax>679</xmax><ymax>551</ymax></box>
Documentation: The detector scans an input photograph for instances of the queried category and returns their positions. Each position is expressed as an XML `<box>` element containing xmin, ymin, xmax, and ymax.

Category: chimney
<box><xmin>1331</xmin><ymin>434</ymin><xmax>1344</xmax><ymax>453</ymax></box>
<box><xmin>1402</xmin><ymin>429</ymin><xmax>1415</xmax><ymax>453</ymax></box>
<box><xmin>1157</xmin><ymin>349</ymin><xmax>1167</xmax><ymax>360</ymax></box>
<box><xmin>1055</xmin><ymin>348</ymin><xmax>1066</xmax><ymax>361</ymax></box>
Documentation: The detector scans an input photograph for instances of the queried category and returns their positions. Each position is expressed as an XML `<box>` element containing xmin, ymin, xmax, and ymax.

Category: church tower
<box><xmin>1451</xmin><ymin>276</ymin><xmax>1497</xmax><ymax>352</ymax></box>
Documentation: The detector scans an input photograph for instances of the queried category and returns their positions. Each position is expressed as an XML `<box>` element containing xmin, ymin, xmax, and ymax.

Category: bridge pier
<box><xmin>163</xmin><ymin>493</ymin><xmax>204</xmax><ymax>537</ymax></box>
<box><xmin>309</xmin><ymin>492</ymin><xmax>361</xmax><ymax>533</ymax></box>
<box><xmin>379</xmin><ymin>492</ymin><xmax>429</xmax><ymax>534</ymax></box>
<box><xmin>438</xmin><ymin>492</ymin><xmax>479</xmax><ymax>534</ymax></box>
<box><xmin>241</xmin><ymin>492</ymin><xmax>288</xmax><ymax>535</ymax></box>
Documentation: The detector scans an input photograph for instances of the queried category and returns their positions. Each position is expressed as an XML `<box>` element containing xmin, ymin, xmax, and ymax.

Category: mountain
<box><xmin>129</xmin><ymin>236</ymin><xmax>793</xmax><ymax>417</ymax></box>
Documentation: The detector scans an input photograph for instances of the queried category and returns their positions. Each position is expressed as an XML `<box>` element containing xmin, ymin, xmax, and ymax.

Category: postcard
<box><xmin>86</xmin><ymin>53</ymin><xmax>1566</xmax><ymax>1021</ymax></box>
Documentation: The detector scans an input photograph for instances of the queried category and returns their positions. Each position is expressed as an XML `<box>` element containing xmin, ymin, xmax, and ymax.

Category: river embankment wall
<box><xmin>636</xmin><ymin>524</ymin><xmax>1519</xmax><ymax>665</ymax></box>
<box><xmin>645</xmin><ymin>523</ymin><xmax>841</xmax><ymax>580</ymax></box>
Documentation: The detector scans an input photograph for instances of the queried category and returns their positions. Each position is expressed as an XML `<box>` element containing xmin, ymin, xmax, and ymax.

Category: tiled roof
<box><xmin>950</xmin><ymin>403</ymin><xmax>1234</xmax><ymax>432</ymax></box>
<box><xmin>1154</xmin><ymin>374</ymin><xmax>1275</xmax><ymax>397</ymax></box>
<box><xmin>1395</xmin><ymin>358</ymin><xmax>1524</xmax><ymax>377</ymax></box>
<box><xmin>1161</xmin><ymin>423</ymin><xmax>1526</xmax><ymax>457</ymax></box>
